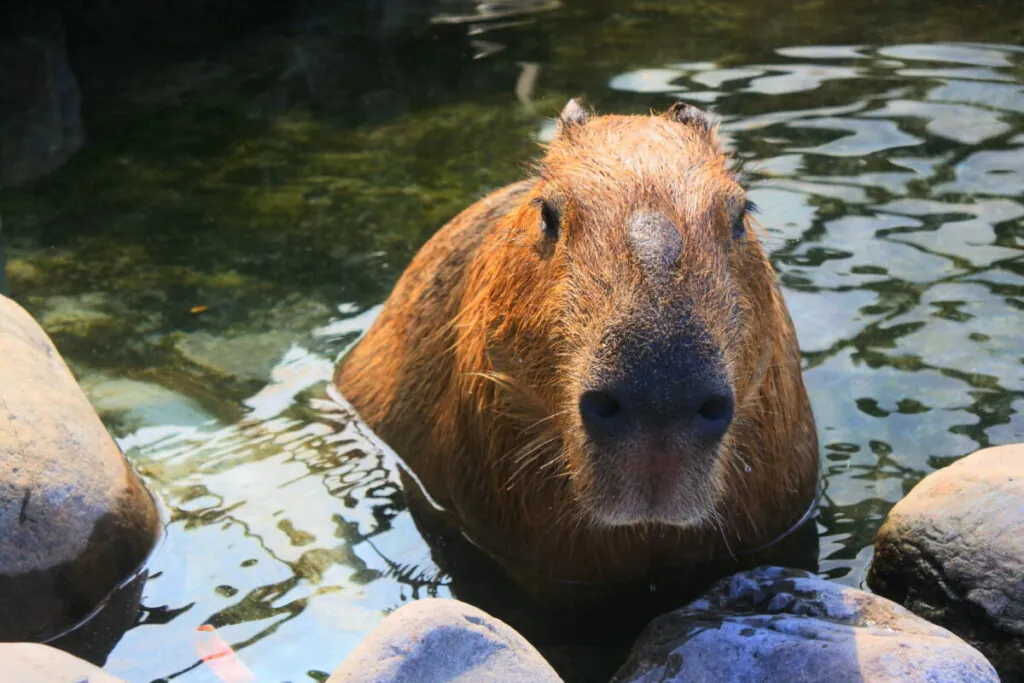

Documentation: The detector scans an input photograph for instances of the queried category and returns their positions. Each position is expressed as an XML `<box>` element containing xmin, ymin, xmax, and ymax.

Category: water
<box><xmin>2</xmin><ymin>1</ymin><xmax>1024</xmax><ymax>681</ymax></box>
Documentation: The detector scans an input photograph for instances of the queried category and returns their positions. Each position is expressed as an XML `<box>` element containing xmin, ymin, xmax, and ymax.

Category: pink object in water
<box><xmin>196</xmin><ymin>624</ymin><xmax>256</xmax><ymax>683</ymax></box>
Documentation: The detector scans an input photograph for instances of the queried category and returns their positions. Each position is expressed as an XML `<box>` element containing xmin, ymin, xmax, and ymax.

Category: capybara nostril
<box><xmin>582</xmin><ymin>324</ymin><xmax>736</xmax><ymax>447</ymax></box>
<box><xmin>581</xmin><ymin>368</ymin><xmax>735</xmax><ymax>446</ymax></box>
<box><xmin>694</xmin><ymin>391</ymin><xmax>735</xmax><ymax>441</ymax></box>
<box><xmin>579</xmin><ymin>390</ymin><xmax>623</xmax><ymax>430</ymax></box>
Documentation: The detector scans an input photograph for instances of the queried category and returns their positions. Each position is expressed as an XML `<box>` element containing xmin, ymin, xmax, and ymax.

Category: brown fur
<box><xmin>335</xmin><ymin>101</ymin><xmax>819</xmax><ymax>590</ymax></box>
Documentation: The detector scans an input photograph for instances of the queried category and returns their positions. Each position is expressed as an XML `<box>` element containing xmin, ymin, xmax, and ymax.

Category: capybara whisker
<box><xmin>710</xmin><ymin>509</ymin><xmax>737</xmax><ymax>561</ymax></box>
<box><xmin>505</xmin><ymin>435</ymin><xmax>562</xmax><ymax>488</ymax></box>
<box><xmin>505</xmin><ymin>458</ymin><xmax>550</xmax><ymax>491</ymax></box>
<box><xmin>335</xmin><ymin>99</ymin><xmax>819</xmax><ymax>595</ymax></box>
<box><xmin>521</xmin><ymin>409</ymin><xmax>570</xmax><ymax>435</ymax></box>
<box><xmin>507</xmin><ymin>436</ymin><xmax>557</xmax><ymax>469</ymax></box>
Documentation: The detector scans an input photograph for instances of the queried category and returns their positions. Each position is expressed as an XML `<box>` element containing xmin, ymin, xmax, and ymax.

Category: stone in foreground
<box><xmin>2</xmin><ymin>642</ymin><xmax>128</xmax><ymax>683</ymax></box>
<box><xmin>328</xmin><ymin>598</ymin><xmax>562</xmax><ymax>683</ymax></box>
<box><xmin>613</xmin><ymin>566</ymin><xmax>997</xmax><ymax>683</ymax></box>
<box><xmin>869</xmin><ymin>443</ymin><xmax>1024</xmax><ymax>679</ymax></box>
<box><xmin>0</xmin><ymin>295</ymin><xmax>160</xmax><ymax>644</ymax></box>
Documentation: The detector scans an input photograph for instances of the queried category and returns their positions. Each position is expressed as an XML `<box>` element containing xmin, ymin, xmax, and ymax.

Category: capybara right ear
<box><xmin>665</xmin><ymin>100</ymin><xmax>714</xmax><ymax>135</ymax></box>
<box><xmin>557</xmin><ymin>98</ymin><xmax>590</xmax><ymax>136</ymax></box>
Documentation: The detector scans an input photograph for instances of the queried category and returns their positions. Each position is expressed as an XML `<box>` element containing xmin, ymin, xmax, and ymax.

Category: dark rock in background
<box><xmin>0</xmin><ymin>7</ymin><xmax>84</xmax><ymax>189</ymax></box>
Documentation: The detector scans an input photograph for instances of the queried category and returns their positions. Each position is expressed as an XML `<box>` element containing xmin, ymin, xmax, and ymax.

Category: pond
<box><xmin>1</xmin><ymin>1</ymin><xmax>1023</xmax><ymax>681</ymax></box>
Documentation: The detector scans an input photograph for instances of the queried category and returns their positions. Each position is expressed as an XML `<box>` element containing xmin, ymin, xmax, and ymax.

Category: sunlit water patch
<box><xmin>106</xmin><ymin>347</ymin><xmax>449</xmax><ymax>681</ymax></box>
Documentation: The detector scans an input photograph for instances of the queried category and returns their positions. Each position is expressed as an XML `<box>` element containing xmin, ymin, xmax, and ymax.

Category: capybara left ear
<box><xmin>666</xmin><ymin>100</ymin><xmax>713</xmax><ymax>134</ymax></box>
<box><xmin>557</xmin><ymin>98</ymin><xmax>590</xmax><ymax>135</ymax></box>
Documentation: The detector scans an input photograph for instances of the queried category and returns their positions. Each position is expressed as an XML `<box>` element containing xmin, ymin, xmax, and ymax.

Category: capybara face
<box><xmin>337</xmin><ymin>98</ymin><xmax>818</xmax><ymax>586</ymax></box>
<box><xmin>495</xmin><ymin>101</ymin><xmax>781</xmax><ymax>529</ymax></box>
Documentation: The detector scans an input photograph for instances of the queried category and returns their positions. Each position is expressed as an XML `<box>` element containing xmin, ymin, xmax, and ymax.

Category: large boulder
<box><xmin>0</xmin><ymin>295</ymin><xmax>159</xmax><ymax>647</ymax></box>
<box><xmin>1</xmin><ymin>642</ymin><xmax>128</xmax><ymax>683</ymax></box>
<box><xmin>869</xmin><ymin>443</ymin><xmax>1024</xmax><ymax>679</ymax></box>
<box><xmin>613</xmin><ymin>566</ymin><xmax>997</xmax><ymax>683</ymax></box>
<box><xmin>328</xmin><ymin>598</ymin><xmax>562</xmax><ymax>682</ymax></box>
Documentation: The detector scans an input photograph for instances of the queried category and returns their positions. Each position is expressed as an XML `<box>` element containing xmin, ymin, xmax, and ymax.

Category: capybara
<box><xmin>335</xmin><ymin>100</ymin><xmax>819</xmax><ymax>595</ymax></box>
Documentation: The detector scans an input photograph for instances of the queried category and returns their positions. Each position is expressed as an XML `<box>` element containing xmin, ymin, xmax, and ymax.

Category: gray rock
<box><xmin>2</xmin><ymin>642</ymin><xmax>128</xmax><ymax>683</ymax></box>
<box><xmin>0</xmin><ymin>294</ymin><xmax>160</xmax><ymax>642</ymax></box>
<box><xmin>328</xmin><ymin>598</ymin><xmax>562</xmax><ymax>683</ymax></box>
<box><xmin>613</xmin><ymin>566</ymin><xmax>997</xmax><ymax>683</ymax></box>
<box><xmin>869</xmin><ymin>443</ymin><xmax>1024</xmax><ymax>679</ymax></box>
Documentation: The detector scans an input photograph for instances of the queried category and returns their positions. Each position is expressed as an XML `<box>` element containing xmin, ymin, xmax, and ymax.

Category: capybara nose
<box><xmin>579</xmin><ymin>382</ymin><xmax>734</xmax><ymax>445</ymax></box>
<box><xmin>579</xmin><ymin>341</ymin><xmax>735</xmax><ymax>446</ymax></box>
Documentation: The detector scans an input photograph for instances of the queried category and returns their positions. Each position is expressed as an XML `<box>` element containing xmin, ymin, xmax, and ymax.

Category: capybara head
<box><xmin>481</xmin><ymin>100</ymin><xmax>786</xmax><ymax>530</ymax></box>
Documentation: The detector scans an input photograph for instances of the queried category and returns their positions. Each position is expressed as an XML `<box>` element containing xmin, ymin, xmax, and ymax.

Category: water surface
<box><xmin>1</xmin><ymin>2</ymin><xmax>1023</xmax><ymax>681</ymax></box>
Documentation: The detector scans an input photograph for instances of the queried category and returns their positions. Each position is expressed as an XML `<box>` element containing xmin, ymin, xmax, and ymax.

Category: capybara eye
<box><xmin>540</xmin><ymin>200</ymin><xmax>561</xmax><ymax>241</ymax></box>
<box><xmin>733</xmin><ymin>199</ymin><xmax>758</xmax><ymax>240</ymax></box>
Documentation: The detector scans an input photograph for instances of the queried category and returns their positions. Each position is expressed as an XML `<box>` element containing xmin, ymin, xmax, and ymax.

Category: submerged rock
<box><xmin>613</xmin><ymin>566</ymin><xmax>997</xmax><ymax>683</ymax></box>
<box><xmin>175</xmin><ymin>295</ymin><xmax>334</xmax><ymax>384</ymax></box>
<box><xmin>328</xmin><ymin>598</ymin><xmax>562</xmax><ymax>683</ymax></box>
<box><xmin>2</xmin><ymin>642</ymin><xmax>128</xmax><ymax>683</ymax></box>
<box><xmin>0</xmin><ymin>295</ymin><xmax>159</xmax><ymax>646</ymax></box>
<box><xmin>81</xmin><ymin>373</ymin><xmax>215</xmax><ymax>434</ymax></box>
<box><xmin>869</xmin><ymin>443</ymin><xmax>1024</xmax><ymax>679</ymax></box>
<box><xmin>37</xmin><ymin>293</ymin><xmax>116</xmax><ymax>336</ymax></box>
<box><xmin>176</xmin><ymin>329</ymin><xmax>305</xmax><ymax>383</ymax></box>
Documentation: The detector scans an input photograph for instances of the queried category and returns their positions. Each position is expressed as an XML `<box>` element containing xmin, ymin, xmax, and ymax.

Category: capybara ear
<box><xmin>557</xmin><ymin>98</ymin><xmax>590</xmax><ymax>135</ymax></box>
<box><xmin>665</xmin><ymin>100</ymin><xmax>714</xmax><ymax>135</ymax></box>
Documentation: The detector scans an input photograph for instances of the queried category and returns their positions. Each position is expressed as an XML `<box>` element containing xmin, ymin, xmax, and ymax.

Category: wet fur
<box><xmin>335</xmin><ymin>103</ymin><xmax>819</xmax><ymax>588</ymax></box>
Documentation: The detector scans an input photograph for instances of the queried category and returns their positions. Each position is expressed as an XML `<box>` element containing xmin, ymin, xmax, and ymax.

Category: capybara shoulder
<box><xmin>336</xmin><ymin>179</ymin><xmax>532</xmax><ymax>438</ymax></box>
<box><xmin>336</xmin><ymin>100</ymin><xmax>819</xmax><ymax>591</ymax></box>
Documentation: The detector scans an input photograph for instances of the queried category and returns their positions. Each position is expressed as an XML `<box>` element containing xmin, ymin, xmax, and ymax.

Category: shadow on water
<box><xmin>0</xmin><ymin>1</ymin><xmax>1023</xmax><ymax>681</ymax></box>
